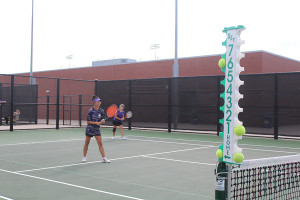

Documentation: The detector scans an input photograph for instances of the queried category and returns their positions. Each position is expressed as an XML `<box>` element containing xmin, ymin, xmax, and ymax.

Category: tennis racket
<box><xmin>105</xmin><ymin>104</ymin><xmax>118</xmax><ymax>120</ymax></box>
<box><xmin>125</xmin><ymin>111</ymin><xmax>132</xmax><ymax>118</ymax></box>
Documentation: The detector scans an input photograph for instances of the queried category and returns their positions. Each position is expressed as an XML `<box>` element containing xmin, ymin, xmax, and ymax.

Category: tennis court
<box><xmin>1</xmin><ymin>128</ymin><xmax>300</xmax><ymax>200</ymax></box>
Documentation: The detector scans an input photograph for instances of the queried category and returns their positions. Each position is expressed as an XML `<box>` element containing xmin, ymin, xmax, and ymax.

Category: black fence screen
<box><xmin>1</xmin><ymin>72</ymin><xmax>300</xmax><ymax>139</ymax></box>
<box><xmin>1</xmin><ymin>84</ymin><xmax>38</xmax><ymax>125</ymax></box>
<box><xmin>96</xmin><ymin>73</ymin><xmax>300</xmax><ymax>139</ymax></box>
<box><xmin>0</xmin><ymin>77</ymin><xmax>38</xmax><ymax>126</ymax></box>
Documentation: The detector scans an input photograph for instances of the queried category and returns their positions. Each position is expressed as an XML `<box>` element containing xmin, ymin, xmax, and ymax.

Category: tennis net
<box><xmin>231</xmin><ymin>154</ymin><xmax>300</xmax><ymax>200</ymax></box>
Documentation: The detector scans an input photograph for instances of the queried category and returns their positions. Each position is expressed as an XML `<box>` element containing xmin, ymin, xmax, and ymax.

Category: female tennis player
<box><xmin>82</xmin><ymin>96</ymin><xmax>110</xmax><ymax>163</ymax></box>
<box><xmin>112</xmin><ymin>104</ymin><xmax>126</xmax><ymax>140</ymax></box>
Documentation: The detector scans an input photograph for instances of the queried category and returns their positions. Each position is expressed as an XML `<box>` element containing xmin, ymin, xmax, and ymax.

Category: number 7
<box><xmin>229</xmin><ymin>44</ymin><xmax>233</xmax><ymax>56</ymax></box>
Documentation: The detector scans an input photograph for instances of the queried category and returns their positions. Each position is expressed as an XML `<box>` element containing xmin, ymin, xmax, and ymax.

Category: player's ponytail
<box><xmin>92</xmin><ymin>95</ymin><xmax>98</xmax><ymax>101</ymax></box>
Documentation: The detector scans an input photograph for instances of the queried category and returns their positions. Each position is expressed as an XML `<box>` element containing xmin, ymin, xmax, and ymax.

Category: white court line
<box><xmin>2</xmin><ymin>133</ymin><xmax>299</xmax><ymax>152</ymax></box>
<box><xmin>127</xmin><ymin>135</ymin><xmax>300</xmax><ymax>151</ymax></box>
<box><xmin>242</xmin><ymin>147</ymin><xmax>299</xmax><ymax>154</ymax></box>
<box><xmin>0</xmin><ymin>169</ymin><xmax>144</xmax><ymax>200</ymax></box>
<box><xmin>16</xmin><ymin>146</ymin><xmax>213</xmax><ymax>173</ymax></box>
<box><xmin>0</xmin><ymin>138</ymin><xmax>84</xmax><ymax>147</ymax></box>
<box><xmin>0</xmin><ymin>137</ymin><xmax>115</xmax><ymax>147</ymax></box>
<box><xmin>127</xmin><ymin>137</ymin><xmax>213</xmax><ymax>147</ymax></box>
<box><xmin>0</xmin><ymin>195</ymin><xmax>14</xmax><ymax>200</ymax></box>
<box><xmin>126</xmin><ymin>136</ymin><xmax>300</xmax><ymax>154</ymax></box>
<box><xmin>142</xmin><ymin>155</ymin><xmax>215</xmax><ymax>166</ymax></box>
<box><xmin>127</xmin><ymin>135</ymin><xmax>218</xmax><ymax>144</ymax></box>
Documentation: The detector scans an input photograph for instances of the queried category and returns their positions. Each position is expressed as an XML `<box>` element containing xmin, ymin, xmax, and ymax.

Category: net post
<box><xmin>10</xmin><ymin>75</ymin><xmax>14</xmax><ymax>132</ymax></box>
<box><xmin>56</xmin><ymin>78</ymin><xmax>60</xmax><ymax>130</ymax></box>
<box><xmin>215</xmin><ymin>161</ymin><xmax>229</xmax><ymax>199</ymax></box>
<box><xmin>227</xmin><ymin>164</ymin><xmax>232</xmax><ymax>200</ymax></box>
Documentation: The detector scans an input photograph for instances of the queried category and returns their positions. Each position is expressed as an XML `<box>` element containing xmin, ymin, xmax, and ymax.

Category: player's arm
<box><xmin>87</xmin><ymin>121</ymin><xmax>102</xmax><ymax>126</ymax></box>
<box><xmin>99</xmin><ymin>111</ymin><xmax>106</xmax><ymax>124</ymax></box>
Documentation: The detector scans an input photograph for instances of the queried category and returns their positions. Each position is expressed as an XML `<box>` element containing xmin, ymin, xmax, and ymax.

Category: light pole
<box><xmin>150</xmin><ymin>44</ymin><xmax>160</xmax><ymax>60</ymax></box>
<box><xmin>173</xmin><ymin>0</ymin><xmax>179</xmax><ymax>129</ymax></box>
<box><xmin>66</xmin><ymin>55</ymin><xmax>73</xmax><ymax>68</ymax></box>
<box><xmin>173</xmin><ymin>0</ymin><xmax>179</xmax><ymax>77</ymax></box>
<box><xmin>30</xmin><ymin>0</ymin><xmax>34</xmax><ymax>85</ymax></box>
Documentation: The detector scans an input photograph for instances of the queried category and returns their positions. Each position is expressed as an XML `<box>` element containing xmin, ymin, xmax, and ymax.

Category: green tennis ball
<box><xmin>216</xmin><ymin>149</ymin><xmax>223</xmax><ymax>159</ymax></box>
<box><xmin>234</xmin><ymin>125</ymin><xmax>246</xmax><ymax>136</ymax></box>
<box><xmin>233</xmin><ymin>152</ymin><xmax>244</xmax><ymax>163</ymax></box>
<box><xmin>218</xmin><ymin>58</ymin><xmax>226</xmax><ymax>68</ymax></box>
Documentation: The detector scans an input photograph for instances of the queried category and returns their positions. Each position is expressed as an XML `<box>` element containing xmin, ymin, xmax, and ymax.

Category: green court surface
<box><xmin>1</xmin><ymin>128</ymin><xmax>300</xmax><ymax>200</ymax></box>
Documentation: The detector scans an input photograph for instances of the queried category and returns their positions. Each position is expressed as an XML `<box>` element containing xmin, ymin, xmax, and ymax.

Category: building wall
<box><xmin>262</xmin><ymin>52</ymin><xmax>300</xmax><ymax>73</ymax></box>
<box><xmin>20</xmin><ymin>51</ymin><xmax>299</xmax><ymax>81</ymax></box>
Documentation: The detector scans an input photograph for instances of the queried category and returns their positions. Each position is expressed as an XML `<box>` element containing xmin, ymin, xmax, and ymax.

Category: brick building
<box><xmin>18</xmin><ymin>50</ymin><xmax>300</xmax><ymax>81</ymax></box>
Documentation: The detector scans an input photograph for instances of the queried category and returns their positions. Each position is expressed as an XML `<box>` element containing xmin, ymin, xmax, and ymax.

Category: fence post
<box><xmin>79</xmin><ymin>94</ymin><xmax>82</xmax><ymax>127</ymax></box>
<box><xmin>0</xmin><ymin>83</ymin><xmax>2</xmax><ymax>126</ymax></box>
<box><xmin>274</xmin><ymin>74</ymin><xmax>279</xmax><ymax>139</ymax></box>
<box><xmin>56</xmin><ymin>78</ymin><xmax>60</xmax><ymax>130</ymax></box>
<box><xmin>10</xmin><ymin>75</ymin><xmax>14</xmax><ymax>132</ymax></box>
<box><xmin>34</xmin><ymin>85</ymin><xmax>38</xmax><ymax>124</ymax></box>
<box><xmin>63</xmin><ymin>95</ymin><xmax>65</xmax><ymax>125</ymax></box>
<box><xmin>168</xmin><ymin>78</ymin><xmax>172</xmax><ymax>132</ymax></box>
<box><xmin>173</xmin><ymin>78</ymin><xmax>178</xmax><ymax>129</ymax></box>
<box><xmin>46</xmin><ymin>94</ymin><xmax>49</xmax><ymax>125</ymax></box>
<box><xmin>128</xmin><ymin>80</ymin><xmax>132</xmax><ymax>130</ymax></box>
<box><xmin>94</xmin><ymin>79</ymin><xmax>98</xmax><ymax>95</ymax></box>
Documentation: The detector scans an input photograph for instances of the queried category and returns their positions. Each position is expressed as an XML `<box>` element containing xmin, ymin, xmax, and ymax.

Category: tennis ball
<box><xmin>218</xmin><ymin>58</ymin><xmax>226</xmax><ymax>68</ymax></box>
<box><xmin>234</xmin><ymin>125</ymin><xmax>246</xmax><ymax>136</ymax></box>
<box><xmin>216</xmin><ymin>149</ymin><xmax>223</xmax><ymax>159</ymax></box>
<box><xmin>233</xmin><ymin>152</ymin><xmax>244</xmax><ymax>163</ymax></box>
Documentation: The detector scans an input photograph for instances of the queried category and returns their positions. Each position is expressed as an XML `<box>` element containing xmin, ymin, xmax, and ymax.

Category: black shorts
<box><xmin>112</xmin><ymin>120</ymin><xmax>122</xmax><ymax>126</ymax></box>
<box><xmin>85</xmin><ymin>125</ymin><xmax>101</xmax><ymax>137</ymax></box>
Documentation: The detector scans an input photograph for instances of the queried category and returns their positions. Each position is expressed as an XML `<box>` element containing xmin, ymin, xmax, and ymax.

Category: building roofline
<box><xmin>12</xmin><ymin>50</ymin><xmax>299</xmax><ymax>75</ymax></box>
<box><xmin>259</xmin><ymin>50</ymin><xmax>300</xmax><ymax>62</ymax></box>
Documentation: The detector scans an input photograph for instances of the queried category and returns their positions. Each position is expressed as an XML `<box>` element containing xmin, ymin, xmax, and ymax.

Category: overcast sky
<box><xmin>0</xmin><ymin>0</ymin><xmax>299</xmax><ymax>74</ymax></box>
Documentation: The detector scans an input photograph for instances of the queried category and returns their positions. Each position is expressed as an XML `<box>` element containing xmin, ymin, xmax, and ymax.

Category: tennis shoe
<box><xmin>121</xmin><ymin>137</ymin><xmax>126</xmax><ymax>140</ymax></box>
<box><xmin>112</xmin><ymin>136</ymin><xmax>115</xmax><ymax>140</ymax></box>
<box><xmin>102</xmin><ymin>157</ymin><xmax>111</xmax><ymax>163</ymax></box>
<box><xmin>82</xmin><ymin>157</ymin><xmax>87</xmax><ymax>162</ymax></box>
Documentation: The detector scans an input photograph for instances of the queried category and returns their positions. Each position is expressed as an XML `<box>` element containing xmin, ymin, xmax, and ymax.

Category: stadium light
<box><xmin>150</xmin><ymin>44</ymin><xmax>160</xmax><ymax>60</ymax></box>
<box><xmin>66</xmin><ymin>55</ymin><xmax>73</xmax><ymax>68</ymax></box>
